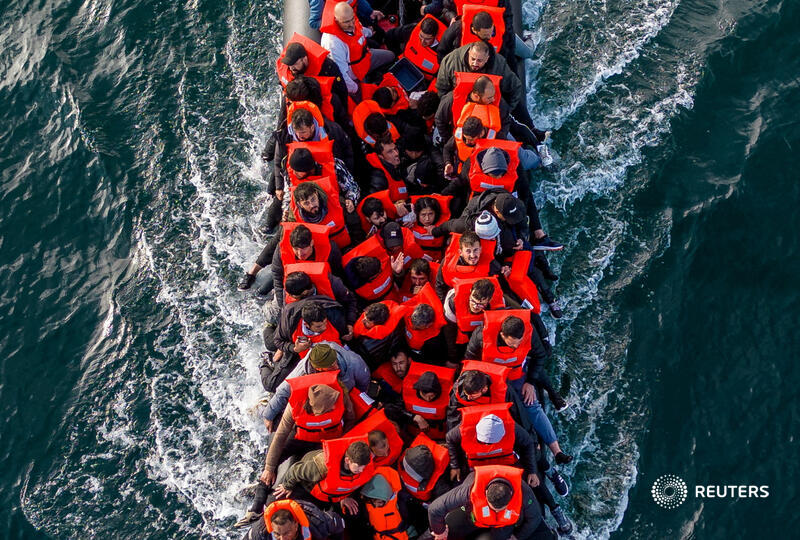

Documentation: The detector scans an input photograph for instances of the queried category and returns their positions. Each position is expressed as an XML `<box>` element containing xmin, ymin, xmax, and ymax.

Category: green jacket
<box><xmin>436</xmin><ymin>44</ymin><xmax>524</xmax><ymax>110</ymax></box>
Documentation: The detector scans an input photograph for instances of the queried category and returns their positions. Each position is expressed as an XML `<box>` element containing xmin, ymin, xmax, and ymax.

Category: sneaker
<box><xmin>551</xmin><ymin>506</ymin><xmax>573</xmax><ymax>535</ymax></box>
<box><xmin>533</xmin><ymin>235</ymin><xmax>564</xmax><ymax>251</ymax></box>
<box><xmin>555</xmin><ymin>452</ymin><xmax>574</xmax><ymax>465</ymax></box>
<box><xmin>550</xmin><ymin>391</ymin><xmax>569</xmax><ymax>412</ymax></box>
<box><xmin>548</xmin><ymin>300</ymin><xmax>564</xmax><ymax>319</ymax></box>
<box><xmin>548</xmin><ymin>470</ymin><xmax>570</xmax><ymax>497</ymax></box>
<box><xmin>238</xmin><ymin>273</ymin><xmax>256</xmax><ymax>290</ymax></box>
<box><xmin>234</xmin><ymin>510</ymin><xmax>260</xmax><ymax>528</ymax></box>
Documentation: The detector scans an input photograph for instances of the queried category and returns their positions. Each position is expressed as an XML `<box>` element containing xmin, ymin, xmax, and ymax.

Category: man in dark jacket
<box><xmin>279</xmin><ymin>40</ymin><xmax>349</xmax><ymax>110</ymax></box>
<box><xmin>367</xmin><ymin>139</ymin><xmax>408</xmax><ymax>195</ymax></box>
<box><xmin>282</xmin><ymin>270</ymin><xmax>358</xmax><ymax>325</ymax></box>
<box><xmin>436</xmin><ymin>7</ymin><xmax>513</xmax><ymax>62</ymax></box>
<box><xmin>244</xmin><ymin>498</ymin><xmax>345</xmax><ymax>540</ymax></box>
<box><xmin>351</xmin><ymin>302</ymin><xmax>405</xmax><ymax>370</ymax></box>
<box><xmin>435</xmin><ymin>75</ymin><xmax>512</xmax><ymax>141</ymax></box>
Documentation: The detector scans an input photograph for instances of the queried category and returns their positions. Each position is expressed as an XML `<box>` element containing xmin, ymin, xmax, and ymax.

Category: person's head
<box><xmin>467</xmin><ymin>40</ymin><xmax>491</xmax><ymax>72</ymax></box>
<box><xmin>289</xmin><ymin>224</ymin><xmax>315</xmax><ymax>259</ymax></box>
<box><xmin>301</xmin><ymin>301</ymin><xmax>328</xmax><ymax>333</ymax></box>
<box><xmin>480</xmin><ymin>148</ymin><xmax>509</xmax><ymax>178</ymax></box>
<box><xmin>363</xmin><ymin>302</ymin><xmax>390</xmax><ymax>329</ymax></box>
<box><xmin>375</xmin><ymin>139</ymin><xmax>400</xmax><ymax>167</ymax></box>
<box><xmin>470</xmin><ymin>11</ymin><xmax>495</xmax><ymax>41</ymax></box>
<box><xmin>476</xmin><ymin>414</ymin><xmax>506</xmax><ymax>444</ymax></box>
<box><xmin>416</xmin><ymin>91</ymin><xmax>440</xmax><ymax>122</ymax></box>
<box><xmin>461</xmin><ymin>116</ymin><xmax>486</xmax><ymax>147</ymax></box>
<box><xmin>364</xmin><ymin>112</ymin><xmax>390</xmax><ymax>142</ymax></box>
<box><xmin>285</xmin><ymin>271</ymin><xmax>314</xmax><ymax>300</ymax></box>
<box><xmin>352</xmin><ymin>256</ymin><xmax>382</xmax><ymax>281</ymax></box>
<box><xmin>373</xmin><ymin>87</ymin><xmax>399</xmax><ymax>111</ymax></box>
<box><xmin>288</xmin><ymin>147</ymin><xmax>318</xmax><ymax>180</ymax></box>
<box><xmin>361</xmin><ymin>473</ymin><xmax>394</xmax><ymax>507</ymax></box>
<box><xmin>368</xmin><ymin>430</ymin><xmax>390</xmax><ymax>458</ymax></box>
<box><xmin>308</xmin><ymin>343</ymin><xmax>339</xmax><ymax>371</ymax></box>
<box><xmin>293</xmin><ymin>182</ymin><xmax>323</xmax><ymax>217</ymax></box>
<box><xmin>500</xmin><ymin>316</ymin><xmax>525</xmax><ymax>348</ymax></box>
<box><xmin>268</xmin><ymin>508</ymin><xmax>299</xmax><ymax>540</ymax></box>
<box><xmin>344</xmin><ymin>441</ymin><xmax>371</xmax><ymax>474</ymax></box>
<box><xmin>290</xmin><ymin>108</ymin><xmax>316</xmax><ymax>141</ymax></box>
<box><xmin>486</xmin><ymin>479</ymin><xmax>514</xmax><ymax>511</ymax></box>
<box><xmin>380</xmin><ymin>221</ymin><xmax>404</xmax><ymax>255</ymax></box>
<box><xmin>402</xmin><ymin>445</ymin><xmax>435</xmax><ymax>484</ymax></box>
<box><xmin>281</xmin><ymin>42</ymin><xmax>309</xmax><ymax>77</ymax></box>
<box><xmin>414</xmin><ymin>196</ymin><xmax>441</xmax><ymax>227</ymax></box>
<box><xmin>418</xmin><ymin>17</ymin><xmax>440</xmax><ymax>47</ymax></box>
<box><xmin>333</xmin><ymin>1</ymin><xmax>357</xmax><ymax>34</ymax></box>
<box><xmin>474</xmin><ymin>210</ymin><xmax>500</xmax><ymax>241</ymax></box>
<box><xmin>492</xmin><ymin>192</ymin><xmax>526</xmax><ymax>226</ymax></box>
<box><xmin>284</xmin><ymin>77</ymin><xmax>311</xmax><ymax>103</ymax></box>
<box><xmin>408</xmin><ymin>258</ymin><xmax>430</xmax><ymax>290</ymax></box>
<box><xmin>410</xmin><ymin>303</ymin><xmax>435</xmax><ymax>330</ymax></box>
<box><xmin>468</xmin><ymin>278</ymin><xmax>495</xmax><ymax>314</ymax></box>
<box><xmin>414</xmin><ymin>370</ymin><xmax>442</xmax><ymax>401</ymax></box>
<box><xmin>361</xmin><ymin>197</ymin><xmax>387</xmax><ymax>229</ymax></box>
<box><xmin>459</xmin><ymin>231</ymin><xmax>483</xmax><ymax>265</ymax></box>
<box><xmin>470</xmin><ymin>75</ymin><xmax>496</xmax><ymax>105</ymax></box>
<box><xmin>462</xmin><ymin>370</ymin><xmax>490</xmax><ymax>400</ymax></box>
<box><xmin>390</xmin><ymin>347</ymin><xmax>411</xmax><ymax>378</ymax></box>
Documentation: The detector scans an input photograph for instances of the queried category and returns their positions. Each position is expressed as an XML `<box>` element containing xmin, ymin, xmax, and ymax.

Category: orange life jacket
<box><xmin>460</xmin><ymin>5</ymin><xmax>506</xmax><ymax>53</ymax></box>
<box><xmin>349</xmin><ymin>387</ymin><xmax>377</xmax><ymax>423</ymax></box>
<box><xmin>453</xmin><ymin>0</ymin><xmax>500</xmax><ymax>16</ymax></box>
<box><xmin>402</xmin><ymin>283</ymin><xmax>446</xmax><ymax>351</ymax></box>
<box><xmin>278</xmin><ymin>222</ymin><xmax>333</xmax><ymax>266</ymax></box>
<box><xmin>362</xmin><ymin>73</ymin><xmax>411</xmax><ymax>115</ymax></box>
<box><xmin>375</xmin><ymin>226</ymin><xmax>429</xmax><ymax>268</ymax></box>
<box><xmin>459</xmin><ymin>402</ymin><xmax>516</xmax><ymax>467</ymax></box>
<box><xmin>397</xmin><ymin>262</ymin><xmax>440</xmax><ymax>303</ymax></box>
<box><xmin>440</xmin><ymin>233</ymin><xmax>497</xmax><ymax>288</ymax></box>
<box><xmin>348</xmin><ymin>410</ymin><xmax>404</xmax><ymax>467</ymax></box>
<box><xmin>287</xmin><ymin>140</ymin><xmax>337</xmax><ymax>187</ymax></box>
<box><xmin>320</xmin><ymin>1</ymin><xmax>372</xmax><ymax>80</ymax></box>
<box><xmin>283</xmin><ymin>262</ymin><xmax>335</xmax><ymax>304</ymax></box>
<box><xmin>409</xmin><ymin>194</ymin><xmax>452</xmax><ymax>255</ymax></box>
<box><xmin>503</xmin><ymin>250</ymin><xmax>541</xmax><ymax>313</ymax></box>
<box><xmin>310</xmin><ymin>434</ymin><xmax>376</xmax><ymax>502</ymax></box>
<box><xmin>287</xmin><ymin>100</ymin><xmax>327</xmax><ymax>134</ymax></box>
<box><xmin>353</xmin><ymin>100</ymin><xmax>401</xmax><ymax>146</ymax></box>
<box><xmin>365</xmin><ymin>467</ymin><xmax>409</xmax><ymax>540</ymax></box>
<box><xmin>341</xmin><ymin>236</ymin><xmax>396</xmax><ymax>301</ymax></box>
<box><xmin>451</xmin><ymin>276</ymin><xmax>505</xmax><ymax>342</ymax></box>
<box><xmin>354</xmin><ymin>300</ymin><xmax>407</xmax><ymax>341</ymax></box>
<box><xmin>401</xmin><ymin>15</ymin><xmax>446</xmax><ymax>77</ymax></box>
<box><xmin>402</xmin><ymin>362</ymin><xmax>455</xmax><ymax>424</ymax></box>
<box><xmin>366</xmin><ymin>153</ymin><xmax>408</xmax><ymax>202</ymax></box>
<box><xmin>292</xmin><ymin>317</ymin><xmax>342</xmax><ymax>345</ymax></box>
<box><xmin>264</xmin><ymin>499</ymin><xmax>312</xmax><ymax>540</ymax></box>
<box><xmin>289</xmin><ymin>176</ymin><xmax>350</xmax><ymax>249</ymax></box>
<box><xmin>287</xmin><ymin>370</ymin><xmax>346</xmax><ymax>442</ymax></box>
<box><xmin>455</xmin><ymin>360</ymin><xmax>510</xmax><ymax>407</ymax></box>
<box><xmin>481</xmin><ymin>309</ymin><xmax>533</xmax><ymax>380</ymax></box>
<box><xmin>470</xmin><ymin>465</ymin><xmax>523</xmax><ymax>528</ymax></box>
<box><xmin>277</xmin><ymin>33</ymin><xmax>331</xmax><ymax>85</ymax></box>
<box><xmin>397</xmin><ymin>433</ymin><xmax>449</xmax><ymax>501</ymax></box>
<box><xmin>454</xmin><ymin>102</ymin><xmax>500</xmax><ymax>166</ymax></box>
<box><xmin>451</xmin><ymin>72</ymin><xmax>503</xmax><ymax>127</ymax></box>
<box><xmin>467</xmin><ymin>139</ymin><xmax>521</xmax><ymax>194</ymax></box>
<box><xmin>373</xmin><ymin>362</ymin><xmax>403</xmax><ymax>394</ymax></box>
<box><xmin>356</xmin><ymin>190</ymin><xmax>399</xmax><ymax>236</ymax></box>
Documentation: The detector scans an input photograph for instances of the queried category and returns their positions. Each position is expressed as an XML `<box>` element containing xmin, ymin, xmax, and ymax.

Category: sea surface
<box><xmin>1</xmin><ymin>0</ymin><xmax>797</xmax><ymax>538</ymax></box>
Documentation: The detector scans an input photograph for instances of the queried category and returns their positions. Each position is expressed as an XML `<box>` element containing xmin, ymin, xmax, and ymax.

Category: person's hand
<box><xmin>273</xmin><ymin>484</ymin><xmax>290</xmax><ymax>499</ymax></box>
<box><xmin>394</xmin><ymin>200</ymin><xmax>410</xmax><ymax>217</ymax></box>
<box><xmin>450</xmin><ymin>468</ymin><xmax>461</xmax><ymax>482</ymax></box>
<box><xmin>501</xmin><ymin>265</ymin><xmax>511</xmax><ymax>278</ymax></box>
<box><xmin>527</xmin><ymin>472</ymin><xmax>540</xmax><ymax>488</ymax></box>
<box><xmin>340</xmin><ymin>496</ymin><xmax>360</xmax><ymax>514</ymax></box>
<box><xmin>275</xmin><ymin>189</ymin><xmax>284</xmax><ymax>201</ymax></box>
<box><xmin>420</xmin><ymin>5</ymin><xmax>427</xmax><ymax>16</ymax></box>
<box><xmin>342</xmin><ymin>324</ymin><xmax>354</xmax><ymax>341</ymax></box>
<box><xmin>513</xmin><ymin>238</ymin><xmax>524</xmax><ymax>250</ymax></box>
<box><xmin>390</xmin><ymin>253</ymin><xmax>405</xmax><ymax>274</ymax></box>
<box><xmin>444</xmin><ymin>163</ymin><xmax>454</xmax><ymax>177</ymax></box>
<box><xmin>370</xmin><ymin>10</ymin><xmax>385</xmax><ymax>21</ymax></box>
<box><xmin>263</xmin><ymin>418</ymin><xmax>274</xmax><ymax>432</ymax></box>
<box><xmin>345</xmin><ymin>199</ymin><xmax>355</xmax><ymax>213</ymax></box>
<box><xmin>413</xmin><ymin>414</ymin><xmax>430</xmax><ymax>431</ymax></box>
<box><xmin>433</xmin><ymin>526</ymin><xmax>449</xmax><ymax>540</ymax></box>
<box><xmin>294</xmin><ymin>336</ymin><xmax>311</xmax><ymax>353</ymax></box>
<box><xmin>522</xmin><ymin>382</ymin><xmax>538</xmax><ymax>406</ymax></box>
<box><xmin>260</xmin><ymin>467</ymin><xmax>276</xmax><ymax>486</ymax></box>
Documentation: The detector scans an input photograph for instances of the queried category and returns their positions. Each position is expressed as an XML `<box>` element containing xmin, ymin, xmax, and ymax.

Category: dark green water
<box><xmin>1</xmin><ymin>0</ymin><xmax>797</xmax><ymax>538</ymax></box>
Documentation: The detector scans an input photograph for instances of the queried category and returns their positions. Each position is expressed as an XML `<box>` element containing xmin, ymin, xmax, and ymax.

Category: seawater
<box><xmin>1</xmin><ymin>0</ymin><xmax>797</xmax><ymax>538</ymax></box>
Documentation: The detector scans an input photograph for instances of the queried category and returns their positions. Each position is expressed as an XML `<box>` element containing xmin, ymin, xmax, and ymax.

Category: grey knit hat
<box><xmin>474</xmin><ymin>210</ymin><xmax>500</xmax><ymax>240</ymax></box>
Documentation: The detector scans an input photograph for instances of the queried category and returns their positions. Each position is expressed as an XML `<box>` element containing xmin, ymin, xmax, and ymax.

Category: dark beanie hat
<box><xmin>289</xmin><ymin>148</ymin><xmax>317</xmax><ymax>173</ymax></box>
<box><xmin>403</xmin><ymin>445</ymin><xmax>435</xmax><ymax>481</ymax></box>
<box><xmin>281</xmin><ymin>42</ymin><xmax>307</xmax><ymax>65</ymax></box>
<box><xmin>380</xmin><ymin>221</ymin><xmax>404</xmax><ymax>249</ymax></box>
<box><xmin>413</xmin><ymin>371</ymin><xmax>442</xmax><ymax>397</ymax></box>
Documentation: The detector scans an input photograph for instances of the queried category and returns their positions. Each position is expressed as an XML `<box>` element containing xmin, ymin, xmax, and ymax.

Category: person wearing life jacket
<box><xmin>360</xmin><ymin>467</ymin><xmax>411</xmax><ymax>540</ymax></box>
<box><xmin>402</xmin><ymin>282</ymin><xmax>448</xmax><ymax>360</ymax></box>
<box><xmin>366</xmin><ymin>140</ymin><xmax>410</xmax><ymax>202</ymax></box>
<box><xmin>351</xmin><ymin>301</ymin><xmax>407</xmax><ymax>369</ymax></box>
<box><xmin>353</xmin><ymin>103</ymin><xmax>402</xmax><ymax>149</ymax></box>
<box><xmin>290</xmin><ymin>179</ymin><xmax>360</xmax><ymax>250</ymax></box>
<box><xmin>283</xmin><ymin>269</ymin><xmax>358</xmax><ymax>330</ymax></box>
<box><xmin>240</xmin><ymin>498</ymin><xmax>345</xmax><ymax>540</ymax></box>
<box><xmin>348</xmin><ymin>409</ymin><xmax>404</xmax><ymax>467</ymax></box>
<box><xmin>307</xmin><ymin>0</ymin><xmax>387</xmax><ymax>32</ymax></box>
<box><xmin>372</xmin><ymin>346</ymin><xmax>410</xmax><ymax>399</ymax></box>
<box><xmin>284</xmin><ymin>145</ymin><xmax>360</xmax><ymax>209</ymax></box>
<box><xmin>276</xmin><ymin>34</ymin><xmax>348</xmax><ymax>107</ymax></box>
<box><xmin>358</xmin><ymin>190</ymin><xmax>408</xmax><ymax>238</ymax></box>
<box><xmin>398</xmin><ymin>130</ymin><xmax>447</xmax><ymax>197</ymax></box>
<box><xmin>440</xmin><ymin>276</ymin><xmax>507</xmax><ymax>364</ymax></box>
<box><xmin>273</xmin><ymin>436</ymin><xmax>374</xmax><ymax>511</ymax></box>
<box><xmin>398</xmin><ymin>433</ymin><xmax>451</xmax><ymax>503</ymax></box>
<box><xmin>289</xmin><ymin>301</ymin><xmax>344</xmax><ymax>352</ymax></box>
<box><xmin>426</xmin><ymin>466</ymin><xmax>552</xmax><ymax>540</ymax></box>
<box><xmin>408</xmin><ymin>196</ymin><xmax>452</xmax><ymax>258</ymax></box>
<box><xmin>436</xmin><ymin>7</ymin><xmax>508</xmax><ymax>62</ymax></box>
<box><xmin>434</xmin><ymin>231</ymin><xmax>503</xmax><ymax>300</ymax></box>
<box><xmin>441</xmin><ymin>117</ymin><xmax>492</xmax><ymax>198</ymax></box>
<box><xmin>320</xmin><ymin>2</ymin><xmax>395</xmax><ymax>97</ymax></box>
<box><xmin>445</xmin><ymin>361</ymin><xmax>511</xmax><ymax>430</ymax></box>
<box><xmin>402</xmin><ymin>362</ymin><xmax>456</xmax><ymax>440</ymax></box>
<box><xmin>384</xmin><ymin>15</ymin><xmax>445</xmax><ymax>79</ymax></box>
<box><xmin>435</xmin><ymin>74</ymin><xmax>510</xmax><ymax>144</ymax></box>
<box><xmin>397</xmin><ymin>258</ymin><xmax>438</xmax><ymax>303</ymax></box>
<box><xmin>376</xmin><ymin>221</ymin><xmax>428</xmax><ymax>273</ymax></box>
<box><xmin>342</xmin><ymin>236</ymin><xmax>400</xmax><ymax>305</ymax></box>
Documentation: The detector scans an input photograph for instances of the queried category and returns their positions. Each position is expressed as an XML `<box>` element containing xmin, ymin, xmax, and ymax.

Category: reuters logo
<box><xmin>651</xmin><ymin>475</ymin><xmax>688</xmax><ymax>509</ymax></box>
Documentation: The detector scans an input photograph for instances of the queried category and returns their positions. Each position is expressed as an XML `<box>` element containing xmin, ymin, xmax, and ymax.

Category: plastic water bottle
<box><xmin>537</xmin><ymin>143</ymin><xmax>554</xmax><ymax>167</ymax></box>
